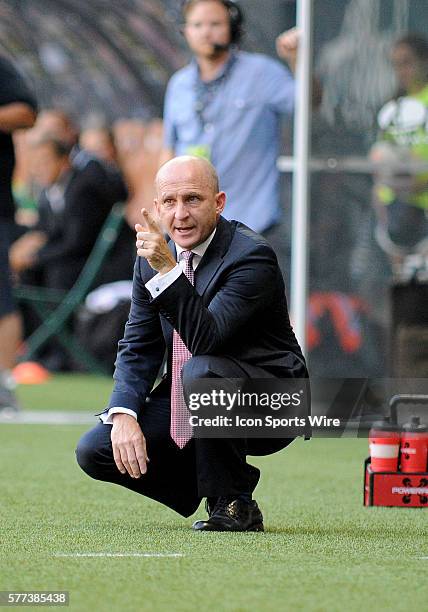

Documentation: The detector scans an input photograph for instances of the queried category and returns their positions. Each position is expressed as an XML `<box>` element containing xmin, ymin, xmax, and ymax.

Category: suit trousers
<box><xmin>75</xmin><ymin>355</ymin><xmax>294</xmax><ymax>517</ymax></box>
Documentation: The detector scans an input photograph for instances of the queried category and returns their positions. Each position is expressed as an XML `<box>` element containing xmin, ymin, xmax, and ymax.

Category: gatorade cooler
<box><xmin>364</xmin><ymin>394</ymin><xmax>428</xmax><ymax>507</ymax></box>
<box><xmin>368</xmin><ymin>420</ymin><xmax>400</xmax><ymax>472</ymax></box>
<box><xmin>400</xmin><ymin>416</ymin><xmax>428</xmax><ymax>473</ymax></box>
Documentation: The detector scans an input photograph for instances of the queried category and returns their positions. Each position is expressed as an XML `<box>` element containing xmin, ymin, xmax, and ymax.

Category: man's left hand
<box><xmin>135</xmin><ymin>208</ymin><xmax>176</xmax><ymax>275</ymax></box>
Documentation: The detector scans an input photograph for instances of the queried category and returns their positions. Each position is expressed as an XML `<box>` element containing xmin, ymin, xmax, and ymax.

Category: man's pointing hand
<box><xmin>135</xmin><ymin>208</ymin><xmax>176</xmax><ymax>275</ymax></box>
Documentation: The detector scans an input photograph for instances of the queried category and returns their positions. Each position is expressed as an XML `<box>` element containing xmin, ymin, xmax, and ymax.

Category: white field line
<box><xmin>54</xmin><ymin>553</ymin><xmax>184</xmax><ymax>558</ymax></box>
<box><xmin>0</xmin><ymin>411</ymin><xmax>96</xmax><ymax>425</ymax></box>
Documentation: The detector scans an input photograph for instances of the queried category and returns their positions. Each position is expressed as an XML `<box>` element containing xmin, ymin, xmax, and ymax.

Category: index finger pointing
<box><xmin>141</xmin><ymin>208</ymin><xmax>161</xmax><ymax>234</ymax></box>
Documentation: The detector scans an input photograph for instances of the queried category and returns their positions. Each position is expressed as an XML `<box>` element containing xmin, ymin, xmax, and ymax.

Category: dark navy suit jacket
<box><xmin>108</xmin><ymin>216</ymin><xmax>307</xmax><ymax>416</ymax></box>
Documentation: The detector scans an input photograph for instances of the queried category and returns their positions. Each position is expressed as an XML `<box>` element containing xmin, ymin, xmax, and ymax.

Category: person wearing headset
<box><xmin>161</xmin><ymin>0</ymin><xmax>303</xmax><ymax>246</ymax></box>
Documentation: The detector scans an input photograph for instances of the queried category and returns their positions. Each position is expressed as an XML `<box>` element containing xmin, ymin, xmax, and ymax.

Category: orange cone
<box><xmin>13</xmin><ymin>362</ymin><xmax>51</xmax><ymax>385</ymax></box>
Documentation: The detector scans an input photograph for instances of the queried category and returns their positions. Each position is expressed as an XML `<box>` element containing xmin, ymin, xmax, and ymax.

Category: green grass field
<box><xmin>1</xmin><ymin>376</ymin><xmax>427</xmax><ymax>611</ymax></box>
<box><xmin>16</xmin><ymin>374</ymin><xmax>113</xmax><ymax>412</ymax></box>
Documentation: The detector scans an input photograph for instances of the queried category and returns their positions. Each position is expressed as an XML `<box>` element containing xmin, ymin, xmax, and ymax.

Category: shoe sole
<box><xmin>192</xmin><ymin>522</ymin><xmax>264</xmax><ymax>532</ymax></box>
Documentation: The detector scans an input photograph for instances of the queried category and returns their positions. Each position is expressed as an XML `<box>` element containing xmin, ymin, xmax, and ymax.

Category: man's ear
<box><xmin>215</xmin><ymin>191</ymin><xmax>226</xmax><ymax>215</ymax></box>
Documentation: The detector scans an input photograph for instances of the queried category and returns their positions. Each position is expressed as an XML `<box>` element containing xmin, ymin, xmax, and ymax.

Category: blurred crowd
<box><xmin>13</xmin><ymin>112</ymin><xmax>164</xmax><ymax>367</ymax></box>
<box><xmin>14</xmin><ymin>111</ymin><xmax>164</xmax><ymax>233</ymax></box>
<box><xmin>308</xmin><ymin>33</ymin><xmax>428</xmax><ymax>378</ymax></box>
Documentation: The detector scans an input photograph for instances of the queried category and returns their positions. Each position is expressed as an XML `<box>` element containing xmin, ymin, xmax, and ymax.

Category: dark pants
<box><xmin>76</xmin><ymin>355</ymin><xmax>294</xmax><ymax>517</ymax></box>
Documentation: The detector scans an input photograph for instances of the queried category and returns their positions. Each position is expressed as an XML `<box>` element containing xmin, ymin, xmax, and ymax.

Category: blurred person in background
<box><xmin>5</xmin><ymin>109</ymin><xmax>79</xmax><ymax>229</ymax></box>
<box><xmin>10</xmin><ymin>134</ymin><xmax>128</xmax><ymax>371</ymax></box>
<box><xmin>34</xmin><ymin>109</ymin><xmax>123</xmax><ymax>183</ymax></box>
<box><xmin>80</xmin><ymin>125</ymin><xmax>119</xmax><ymax>168</ymax></box>
<box><xmin>33</xmin><ymin>109</ymin><xmax>78</xmax><ymax>150</ymax></box>
<box><xmin>10</xmin><ymin>135</ymin><xmax>127</xmax><ymax>290</ymax></box>
<box><xmin>72</xmin><ymin>120</ymin><xmax>165</xmax><ymax>373</ymax></box>
<box><xmin>370</xmin><ymin>34</ymin><xmax>428</xmax><ymax>263</ymax></box>
<box><xmin>161</xmin><ymin>0</ymin><xmax>312</xmax><ymax>262</ymax></box>
<box><xmin>0</xmin><ymin>54</ymin><xmax>37</xmax><ymax>413</ymax></box>
<box><xmin>369</xmin><ymin>33</ymin><xmax>428</xmax><ymax>377</ymax></box>
<box><xmin>31</xmin><ymin>110</ymin><xmax>134</xmax><ymax>283</ymax></box>
<box><xmin>113</xmin><ymin>118</ymin><xmax>164</xmax><ymax>228</ymax></box>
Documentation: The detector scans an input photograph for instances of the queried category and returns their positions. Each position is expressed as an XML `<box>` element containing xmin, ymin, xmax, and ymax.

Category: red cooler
<box><xmin>364</xmin><ymin>394</ymin><xmax>428</xmax><ymax>507</ymax></box>
<box><xmin>369</xmin><ymin>420</ymin><xmax>400</xmax><ymax>472</ymax></box>
<box><xmin>400</xmin><ymin>416</ymin><xmax>428</xmax><ymax>472</ymax></box>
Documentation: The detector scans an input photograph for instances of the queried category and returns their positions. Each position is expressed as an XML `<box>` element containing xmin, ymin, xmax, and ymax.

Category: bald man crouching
<box><xmin>76</xmin><ymin>156</ymin><xmax>307</xmax><ymax>531</ymax></box>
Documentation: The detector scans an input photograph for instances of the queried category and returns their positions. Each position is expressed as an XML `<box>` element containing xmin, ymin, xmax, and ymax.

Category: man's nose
<box><xmin>174</xmin><ymin>201</ymin><xmax>189</xmax><ymax>219</ymax></box>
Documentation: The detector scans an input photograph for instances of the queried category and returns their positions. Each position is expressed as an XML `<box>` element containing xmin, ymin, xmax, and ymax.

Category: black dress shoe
<box><xmin>192</xmin><ymin>497</ymin><xmax>264</xmax><ymax>532</ymax></box>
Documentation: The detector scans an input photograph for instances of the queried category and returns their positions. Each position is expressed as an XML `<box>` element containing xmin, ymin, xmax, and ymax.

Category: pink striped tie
<box><xmin>170</xmin><ymin>250</ymin><xmax>194</xmax><ymax>448</ymax></box>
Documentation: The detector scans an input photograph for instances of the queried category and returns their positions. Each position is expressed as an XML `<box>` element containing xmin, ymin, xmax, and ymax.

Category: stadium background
<box><xmin>2</xmin><ymin>0</ymin><xmax>428</xmax><ymax>376</ymax></box>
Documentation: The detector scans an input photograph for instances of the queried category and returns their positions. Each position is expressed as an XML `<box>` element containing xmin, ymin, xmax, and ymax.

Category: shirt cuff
<box><xmin>145</xmin><ymin>264</ymin><xmax>182</xmax><ymax>297</ymax></box>
<box><xmin>100</xmin><ymin>407</ymin><xmax>138</xmax><ymax>424</ymax></box>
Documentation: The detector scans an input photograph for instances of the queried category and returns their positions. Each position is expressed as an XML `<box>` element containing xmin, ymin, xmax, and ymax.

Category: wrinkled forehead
<box><xmin>156</xmin><ymin>163</ymin><xmax>215</xmax><ymax>196</ymax></box>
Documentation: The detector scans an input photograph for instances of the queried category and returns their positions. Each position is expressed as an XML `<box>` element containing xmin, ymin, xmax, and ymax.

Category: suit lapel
<box><xmin>166</xmin><ymin>217</ymin><xmax>233</xmax><ymax>296</ymax></box>
<box><xmin>194</xmin><ymin>217</ymin><xmax>233</xmax><ymax>295</ymax></box>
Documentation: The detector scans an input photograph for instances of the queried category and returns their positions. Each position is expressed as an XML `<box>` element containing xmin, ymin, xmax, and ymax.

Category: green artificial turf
<box><xmin>16</xmin><ymin>374</ymin><xmax>113</xmax><ymax>412</ymax></box>
<box><xmin>0</xmin><ymin>426</ymin><xmax>426</xmax><ymax>612</ymax></box>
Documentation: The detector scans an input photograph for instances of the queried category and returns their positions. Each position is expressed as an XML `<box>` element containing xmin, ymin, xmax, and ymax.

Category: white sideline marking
<box><xmin>54</xmin><ymin>553</ymin><xmax>184</xmax><ymax>558</ymax></box>
<box><xmin>0</xmin><ymin>411</ymin><xmax>96</xmax><ymax>425</ymax></box>
<box><xmin>418</xmin><ymin>556</ymin><xmax>428</xmax><ymax>559</ymax></box>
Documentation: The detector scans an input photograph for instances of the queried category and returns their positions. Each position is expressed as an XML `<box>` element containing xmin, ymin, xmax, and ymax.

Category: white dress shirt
<box><xmin>100</xmin><ymin>228</ymin><xmax>217</xmax><ymax>424</ymax></box>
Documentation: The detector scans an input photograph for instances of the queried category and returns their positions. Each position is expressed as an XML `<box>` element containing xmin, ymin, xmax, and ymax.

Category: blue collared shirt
<box><xmin>163</xmin><ymin>50</ymin><xmax>295</xmax><ymax>233</ymax></box>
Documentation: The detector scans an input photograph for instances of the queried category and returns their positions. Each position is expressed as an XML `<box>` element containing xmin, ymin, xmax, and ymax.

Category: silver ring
<box><xmin>141</xmin><ymin>240</ymin><xmax>145</xmax><ymax>249</ymax></box>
